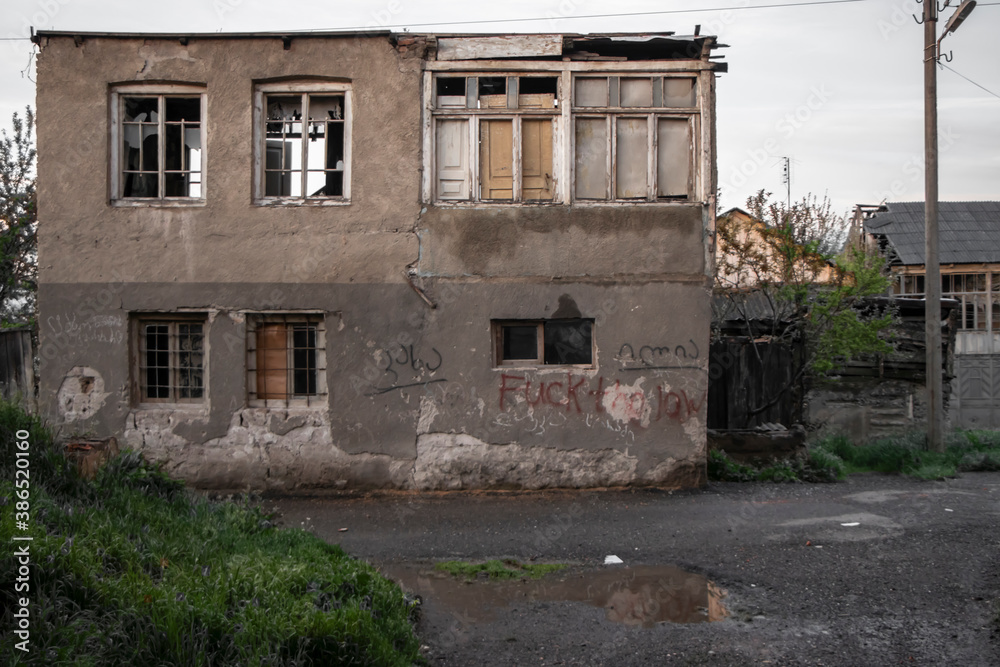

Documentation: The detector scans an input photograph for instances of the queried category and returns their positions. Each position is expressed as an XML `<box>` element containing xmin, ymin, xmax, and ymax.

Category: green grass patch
<box><xmin>434</xmin><ymin>559</ymin><xmax>567</xmax><ymax>580</ymax></box>
<box><xmin>707</xmin><ymin>448</ymin><xmax>845</xmax><ymax>484</ymax></box>
<box><xmin>0</xmin><ymin>400</ymin><xmax>423</xmax><ymax>666</ymax></box>
<box><xmin>810</xmin><ymin>430</ymin><xmax>1000</xmax><ymax>479</ymax></box>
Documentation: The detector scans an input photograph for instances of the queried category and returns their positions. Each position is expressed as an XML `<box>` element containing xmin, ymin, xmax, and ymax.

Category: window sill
<box><xmin>494</xmin><ymin>364</ymin><xmax>596</xmax><ymax>371</ymax></box>
<box><xmin>133</xmin><ymin>402</ymin><xmax>209</xmax><ymax>412</ymax></box>
<box><xmin>247</xmin><ymin>399</ymin><xmax>329</xmax><ymax>410</ymax></box>
<box><xmin>430</xmin><ymin>200</ymin><xmax>700</xmax><ymax>208</ymax></box>
<box><xmin>254</xmin><ymin>198</ymin><xmax>351</xmax><ymax>207</ymax></box>
<box><xmin>112</xmin><ymin>199</ymin><xmax>207</xmax><ymax>208</ymax></box>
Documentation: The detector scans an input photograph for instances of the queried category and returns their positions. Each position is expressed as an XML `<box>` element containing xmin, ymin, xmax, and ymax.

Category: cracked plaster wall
<box><xmin>36</xmin><ymin>34</ymin><xmax>716</xmax><ymax>491</ymax></box>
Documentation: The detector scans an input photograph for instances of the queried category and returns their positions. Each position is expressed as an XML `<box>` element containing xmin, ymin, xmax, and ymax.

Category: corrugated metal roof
<box><xmin>863</xmin><ymin>201</ymin><xmax>1000</xmax><ymax>266</ymax></box>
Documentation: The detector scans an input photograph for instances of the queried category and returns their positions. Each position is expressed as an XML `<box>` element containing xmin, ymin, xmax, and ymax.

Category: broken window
<box><xmin>494</xmin><ymin>319</ymin><xmax>594</xmax><ymax>367</ymax></box>
<box><xmin>256</xmin><ymin>83</ymin><xmax>351</xmax><ymax>202</ymax></box>
<box><xmin>573</xmin><ymin>75</ymin><xmax>697</xmax><ymax>201</ymax></box>
<box><xmin>114</xmin><ymin>87</ymin><xmax>205</xmax><ymax>201</ymax></box>
<box><xmin>942</xmin><ymin>272</ymin><xmax>989</xmax><ymax>331</ymax></box>
<box><xmin>432</xmin><ymin>75</ymin><xmax>558</xmax><ymax>202</ymax></box>
<box><xmin>246</xmin><ymin>314</ymin><xmax>327</xmax><ymax>407</ymax></box>
<box><xmin>135</xmin><ymin>316</ymin><xmax>206</xmax><ymax>404</ymax></box>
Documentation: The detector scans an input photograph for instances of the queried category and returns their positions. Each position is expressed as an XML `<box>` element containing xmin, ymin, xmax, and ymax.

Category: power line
<box><xmin>297</xmin><ymin>0</ymin><xmax>868</xmax><ymax>32</ymax></box>
<box><xmin>2</xmin><ymin>0</ymin><xmax>869</xmax><ymax>40</ymax></box>
<box><xmin>940</xmin><ymin>62</ymin><xmax>1000</xmax><ymax>100</ymax></box>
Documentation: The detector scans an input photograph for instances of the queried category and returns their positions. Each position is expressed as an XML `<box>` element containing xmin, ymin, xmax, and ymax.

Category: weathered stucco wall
<box><xmin>36</xmin><ymin>33</ymin><xmax>716</xmax><ymax>491</ymax></box>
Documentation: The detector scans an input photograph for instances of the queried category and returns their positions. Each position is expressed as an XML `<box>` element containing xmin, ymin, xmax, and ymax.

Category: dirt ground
<box><xmin>272</xmin><ymin>472</ymin><xmax>1000</xmax><ymax>666</ymax></box>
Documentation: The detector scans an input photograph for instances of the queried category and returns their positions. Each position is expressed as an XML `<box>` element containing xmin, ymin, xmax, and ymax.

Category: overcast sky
<box><xmin>2</xmin><ymin>0</ymin><xmax>997</xmax><ymax>216</ymax></box>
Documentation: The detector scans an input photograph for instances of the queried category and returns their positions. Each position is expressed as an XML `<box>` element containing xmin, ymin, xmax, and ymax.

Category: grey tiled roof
<box><xmin>865</xmin><ymin>201</ymin><xmax>1000</xmax><ymax>266</ymax></box>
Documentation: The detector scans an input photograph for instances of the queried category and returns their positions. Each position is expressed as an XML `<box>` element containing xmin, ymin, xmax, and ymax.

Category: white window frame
<box><xmin>253</xmin><ymin>81</ymin><xmax>353</xmax><ymax>206</ymax></box>
<box><xmin>428</xmin><ymin>73</ymin><xmax>564</xmax><ymax>204</ymax></box>
<box><xmin>110</xmin><ymin>84</ymin><xmax>207</xmax><ymax>207</ymax></box>
<box><xmin>245</xmin><ymin>313</ymin><xmax>328</xmax><ymax>408</ymax></box>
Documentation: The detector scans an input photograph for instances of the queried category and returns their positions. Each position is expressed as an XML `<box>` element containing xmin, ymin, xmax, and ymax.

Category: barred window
<box><xmin>136</xmin><ymin>317</ymin><xmax>206</xmax><ymax>404</ymax></box>
<box><xmin>246</xmin><ymin>314</ymin><xmax>327</xmax><ymax>407</ymax></box>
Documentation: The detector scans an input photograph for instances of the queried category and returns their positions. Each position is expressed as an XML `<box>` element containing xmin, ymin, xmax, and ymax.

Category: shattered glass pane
<box><xmin>544</xmin><ymin>320</ymin><xmax>593</xmax><ymax>365</ymax></box>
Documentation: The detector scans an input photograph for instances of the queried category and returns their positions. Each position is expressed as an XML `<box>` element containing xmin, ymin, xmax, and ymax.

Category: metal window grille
<box><xmin>137</xmin><ymin>319</ymin><xmax>205</xmax><ymax>403</ymax></box>
<box><xmin>246</xmin><ymin>315</ymin><xmax>327</xmax><ymax>407</ymax></box>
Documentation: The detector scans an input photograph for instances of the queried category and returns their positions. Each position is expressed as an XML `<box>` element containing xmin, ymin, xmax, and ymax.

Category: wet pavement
<box><xmin>271</xmin><ymin>472</ymin><xmax>1000</xmax><ymax>666</ymax></box>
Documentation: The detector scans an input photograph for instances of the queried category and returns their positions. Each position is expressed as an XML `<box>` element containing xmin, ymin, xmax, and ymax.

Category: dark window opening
<box><xmin>437</xmin><ymin>77</ymin><xmax>466</xmax><ymax>96</ymax></box>
<box><xmin>519</xmin><ymin>77</ymin><xmax>558</xmax><ymax>96</ymax></box>
<box><xmin>495</xmin><ymin>319</ymin><xmax>594</xmax><ymax>366</ymax></box>
<box><xmin>478</xmin><ymin>77</ymin><xmax>506</xmax><ymax>96</ymax></box>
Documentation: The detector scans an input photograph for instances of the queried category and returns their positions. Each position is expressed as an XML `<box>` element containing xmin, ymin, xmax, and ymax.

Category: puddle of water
<box><xmin>380</xmin><ymin>563</ymin><xmax>727</xmax><ymax>628</ymax></box>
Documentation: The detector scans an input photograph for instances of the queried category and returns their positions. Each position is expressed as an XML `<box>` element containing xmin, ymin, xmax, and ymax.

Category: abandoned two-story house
<box><xmin>34</xmin><ymin>30</ymin><xmax>726</xmax><ymax>491</ymax></box>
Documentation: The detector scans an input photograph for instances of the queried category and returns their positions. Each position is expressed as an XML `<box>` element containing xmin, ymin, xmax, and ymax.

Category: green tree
<box><xmin>714</xmin><ymin>190</ymin><xmax>894</xmax><ymax>418</ymax></box>
<box><xmin>0</xmin><ymin>107</ymin><xmax>37</xmax><ymax>325</ymax></box>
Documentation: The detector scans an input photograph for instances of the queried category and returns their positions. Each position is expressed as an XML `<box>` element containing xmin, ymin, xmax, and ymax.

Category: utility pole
<box><xmin>924</xmin><ymin>0</ymin><xmax>943</xmax><ymax>452</ymax></box>
<box><xmin>924</xmin><ymin>0</ymin><xmax>976</xmax><ymax>452</ymax></box>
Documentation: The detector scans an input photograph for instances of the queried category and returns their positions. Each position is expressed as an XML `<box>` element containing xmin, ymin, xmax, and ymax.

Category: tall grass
<box><xmin>813</xmin><ymin>430</ymin><xmax>1000</xmax><ymax>480</ymax></box>
<box><xmin>0</xmin><ymin>401</ymin><xmax>423</xmax><ymax>666</ymax></box>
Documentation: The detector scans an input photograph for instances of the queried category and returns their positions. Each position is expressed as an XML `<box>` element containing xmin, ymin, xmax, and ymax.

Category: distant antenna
<box><xmin>780</xmin><ymin>156</ymin><xmax>791</xmax><ymax>207</ymax></box>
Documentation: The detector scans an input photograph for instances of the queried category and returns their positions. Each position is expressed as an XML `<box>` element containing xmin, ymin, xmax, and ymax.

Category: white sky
<box><xmin>1</xmin><ymin>0</ymin><xmax>998</xmax><ymax>216</ymax></box>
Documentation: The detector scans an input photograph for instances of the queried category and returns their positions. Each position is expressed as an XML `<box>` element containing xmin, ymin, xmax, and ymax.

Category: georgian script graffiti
<box><xmin>618</xmin><ymin>340</ymin><xmax>701</xmax><ymax>370</ymax></box>
<box><xmin>377</xmin><ymin>344</ymin><xmax>443</xmax><ymax>383</ymax></box>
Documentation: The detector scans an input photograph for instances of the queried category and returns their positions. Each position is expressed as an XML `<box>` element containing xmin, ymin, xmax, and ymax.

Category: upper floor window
<box><xmin>112</xmin><ymin>85</ymin><xmax>206</xmax><ymax>204</ymax></box>
<box><xmin>573</xmin><ymin>76</ymin><xmax>697</xmax><ymax>202</ymax></box>
<box><xmin>254</xmin><ymin>82</ymin><xmax>352</xmax><ymax>204</ymax></box>
<box><xmin>432</xmin><ymin>75</ymin><xmax>559</xmax><ymax>203</ymax></box>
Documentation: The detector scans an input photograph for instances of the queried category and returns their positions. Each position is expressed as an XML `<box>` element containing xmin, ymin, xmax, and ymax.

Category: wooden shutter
<box><xmin>435</xmin><ymin>120</ymin><xmax>470</xmax><ymax>200</ymax></box>
<box><xmin>480</xmin><ymin>119</ymin><xmax>513</xmax><ymax>200</ymax></box>
<box><xmin>256</xmin><ymin>323</ymin><xmax>287</xmax><ymax>399</ymax></box>
<box><xmin>522</xmin><ymin>118</ymin><xmax>553</xmax><ymax>200</ymax></box>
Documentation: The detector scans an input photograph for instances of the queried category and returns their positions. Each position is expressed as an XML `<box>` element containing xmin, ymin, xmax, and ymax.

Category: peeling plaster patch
<box><xmin>416</xmin><ymin>395</ymin><xmax>439</xmax><ymax>435</ymax></box>
<box><xmin>602</xmin><ymin>377</ymin><xmax>652</xmax><ymax>427</ymax></box>
<box><xmin>124</xmin><ymin>409</ymin><xmax>410</xmax><ymax>491</ymax></box>
<box><xmin>57</xmin><ymin>367</ymin><xmax>108</xmax><ymax>422</ymax></box>
<box><xmin>269</xmin><ymin>414</ymin><xmax>309</xmax><ymax>436</ymax></box>
<box><xmin>412</xmin><ymin>433</ymin><xmax>639</xmax><ymax>490</ymax></box>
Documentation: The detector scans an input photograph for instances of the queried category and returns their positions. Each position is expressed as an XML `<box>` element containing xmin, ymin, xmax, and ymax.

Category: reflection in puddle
<box><xmin>380</xmin><ymin>563</ymin><xmax>727</xmax><ymax>628</ymax></box>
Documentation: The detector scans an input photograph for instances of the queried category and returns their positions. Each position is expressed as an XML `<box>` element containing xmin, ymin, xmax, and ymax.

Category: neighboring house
<box><xmin>863</xmin><ymin>201</ymin><xmax>1000</xmax><ymax>429</ymax></box>
<box><xmin>34</xmin><ymin>30</ymin><xmax>726</xmax><ymax>491</ymax></box>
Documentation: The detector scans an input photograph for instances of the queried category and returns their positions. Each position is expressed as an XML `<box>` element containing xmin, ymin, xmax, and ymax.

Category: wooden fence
<box><xmin>0</xmin><ymin>327</ymin><xmax>34</xmax><ymax>407</ymax></box>
<box><xmin>708</xmin><ymin>338</ymin><xmax>804</xmax><ymax>430</ymax></box>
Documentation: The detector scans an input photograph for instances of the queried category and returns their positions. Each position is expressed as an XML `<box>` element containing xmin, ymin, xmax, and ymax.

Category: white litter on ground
<box><xmin>604</xmin><ymin>555</ymin><xmax>624</xmax><ymax>565</ymax></box>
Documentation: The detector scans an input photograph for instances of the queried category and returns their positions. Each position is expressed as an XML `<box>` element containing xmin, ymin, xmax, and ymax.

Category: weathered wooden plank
<box><xmin>437</xmin><ymin>36</ymin><xmax>563</xmax><ymax>61</ymax></box>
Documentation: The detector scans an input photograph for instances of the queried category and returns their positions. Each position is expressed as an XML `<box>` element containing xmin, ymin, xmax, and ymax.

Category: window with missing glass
<box><xmin>134</xmin><ymin>315</ymin><xmax>207</xmax><ymax>404</ymax></box>
<box><xmin>573</xmin><ymin>75</ymin><xmax>697</xmax><ymax>201</ymax></box>
<box><xmin>432</xmin><ymin>74</ymin><xmax>559</xmax><ymax>202</ymax></box>
<box><xmin>494</xmin><ymin>319</ymin><xmax>594</xmax><ymax>367</ymax></box>
<box><xmin>246</xmin><ymin>314</ymin><xmax>327</xmax><ymax>407</ymax></box>
<box><xmin>112</xmin><ymin>86</ymin><xmax>206</xmax><ymax>202</ymax></box>
<box><xmin>254</xmin><ymin>82</ymin><xmax>352</xmax><ymax>203</ymax></box>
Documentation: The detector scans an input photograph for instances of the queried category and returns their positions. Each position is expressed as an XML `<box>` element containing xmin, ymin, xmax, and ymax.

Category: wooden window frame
<box><xmin>253</xmin><ymin>82</ymin><xmax>352</xmax><ymax>206</ymax></box>
<box><xmin>246</xmin><ymin>313</ymin><xmax>328</xmax><ymax>408</ymax></box>
<box><xmin>110</xmin><ymin>84</ymin><xmax>207</xmax><ymax>207</ymax></box>
<box><xmin>430</xmin><ymin>74</ymin><xmax>562</xmax><ymax>204</ymax></box>
<box><xmin>132</xmin><ymin>314</ymin><xmax>208</xmax><ymax>406</ymax></box>
<box><xmin>571</xmin><ymin>75</ymin><xmax>699</xmax><ymax>203</ymax></box>
<box><xmin>493</xmin><ymin>319</ymin><xmax>595</xmax><ymax>369</ymax></box>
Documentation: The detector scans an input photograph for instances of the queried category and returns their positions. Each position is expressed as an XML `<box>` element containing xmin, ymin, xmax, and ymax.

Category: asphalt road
<box><xmin>271</xmin><ymin>472</ymin><xmax>1000</xmax><ymax>666</ymax></box>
